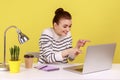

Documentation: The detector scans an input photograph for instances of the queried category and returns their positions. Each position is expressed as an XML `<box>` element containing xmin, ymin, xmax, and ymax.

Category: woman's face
<box><xmin>53</xmin><ymin>18</ymin><xmax>72</xmax><ymax>36</ymax></box>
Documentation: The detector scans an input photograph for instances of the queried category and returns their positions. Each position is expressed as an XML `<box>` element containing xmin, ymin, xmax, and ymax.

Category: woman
<box><xmin>39</xmin><ymin>8</ymin><xmax>88</xmax><ymax>64</ymax></box>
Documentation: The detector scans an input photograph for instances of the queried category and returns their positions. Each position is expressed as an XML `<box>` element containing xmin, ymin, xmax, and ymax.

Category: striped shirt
<box><xmin>39</xmin><ymin>28</ymin><xmax>72</xmax><ymax>64</ymax></box>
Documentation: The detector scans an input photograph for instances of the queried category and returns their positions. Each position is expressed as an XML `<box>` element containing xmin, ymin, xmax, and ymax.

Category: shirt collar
<box><xmin>51</xmin><ymin>28</ymin><xmax>64</xmax><ymax>40</ymax></box>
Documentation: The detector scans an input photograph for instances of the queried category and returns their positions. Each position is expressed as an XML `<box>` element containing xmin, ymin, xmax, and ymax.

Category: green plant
<box><xmin>9</xmin><ymin>45</ymin><xmax>20</xmax><ymax>61</ymax></box>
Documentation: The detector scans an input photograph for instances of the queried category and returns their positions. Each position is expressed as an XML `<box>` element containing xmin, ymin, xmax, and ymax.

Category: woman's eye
<box><xmin>63</xmin><ymin>24</ymin><xmax>71</xmax><ymax>28</ymax></box>
<box><xmin>63</xmin><ymin>25</ymin><xmax>67</xmax><ymax>28</ymax></box>
<box><xmin>69</xmin><ymin>26</ymin><xmax>71</xmax><ymax>28</ymax></box>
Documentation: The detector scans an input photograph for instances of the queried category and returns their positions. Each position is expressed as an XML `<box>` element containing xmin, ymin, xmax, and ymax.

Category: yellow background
<box><xmin>0</xmin><ymin>0</ymin><xmax>120</xmax><ymax>63</ymax></box>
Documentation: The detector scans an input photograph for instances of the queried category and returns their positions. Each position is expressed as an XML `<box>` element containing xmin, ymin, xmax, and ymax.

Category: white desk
<box><xmin>0</xmin><ymin>64</ymin><xmax>120</xmax><ymax>80</ymax></box>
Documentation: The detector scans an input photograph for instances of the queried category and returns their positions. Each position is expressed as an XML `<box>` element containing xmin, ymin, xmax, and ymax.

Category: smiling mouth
<box><xmin>62</xmin><ymin>31</ymin><xmax>68</xmax><ymax>35</ymax></box>
<box><xmin>64</xmin><ymin>32</ymin><xmax>68</xmax><ymax>35</ymax></box>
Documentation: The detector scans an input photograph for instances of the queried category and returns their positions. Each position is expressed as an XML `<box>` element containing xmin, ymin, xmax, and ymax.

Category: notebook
<box><xmin>64</xmin><ymin>43</ymin><xmax>116</xmax><ymax>74</ymax></box>
<box><xmin>34</xmin><ymin>64</ymin><xmax>59</xmax><ymax>71</ymax></box>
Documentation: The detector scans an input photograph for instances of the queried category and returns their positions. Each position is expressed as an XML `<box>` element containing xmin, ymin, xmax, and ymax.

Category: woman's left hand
<box><xmin>76</xmin><ymin>40</ymin><xmax>90</xmax><ymax>49</ymax></box>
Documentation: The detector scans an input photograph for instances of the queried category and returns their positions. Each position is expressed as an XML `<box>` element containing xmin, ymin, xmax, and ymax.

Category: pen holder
<box><xmin>24</xmin><ymin>54</ymin><xmax>34</xmax><ymax>69</ymax></box>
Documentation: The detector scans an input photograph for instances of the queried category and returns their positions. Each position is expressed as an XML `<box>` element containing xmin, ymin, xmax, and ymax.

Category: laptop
<box><xmin>64</xmin><ymin>43</ymin><xmax>116</xmax><ymax>74</ymax></box>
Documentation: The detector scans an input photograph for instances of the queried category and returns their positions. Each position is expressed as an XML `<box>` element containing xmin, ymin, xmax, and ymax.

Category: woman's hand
<box><xmin>76</xmin><ymin>40</ymin><xmax>90</xmax><ymax>49</ymax></box>
<box><xmin>67</xmin><ymin>48</ymin><xmax>81</xmax><ymax>61</ymax></box>
<box><xmin>62</xmin><ymin>48</ymin><xmax>81</xmax><ymax>58</ymax></box>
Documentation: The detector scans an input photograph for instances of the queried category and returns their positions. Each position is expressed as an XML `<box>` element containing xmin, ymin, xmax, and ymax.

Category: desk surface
<box><xmin>0</xmin><ymin>64</ymin><xmax>120</xmax><ymax>80</ymax></box>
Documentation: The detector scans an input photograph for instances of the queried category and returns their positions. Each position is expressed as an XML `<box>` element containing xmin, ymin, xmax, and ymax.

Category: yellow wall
<box><xmin>0</xmin><ymin>0</ymin><xmax>120</xmax><ymax>63</ymax></box>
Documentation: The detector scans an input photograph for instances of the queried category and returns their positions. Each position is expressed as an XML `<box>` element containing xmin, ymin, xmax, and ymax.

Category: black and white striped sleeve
<box><xmin>39</xmin><ymin>34</ymin><xmax>63</xmax><ymax>63</ymax></box>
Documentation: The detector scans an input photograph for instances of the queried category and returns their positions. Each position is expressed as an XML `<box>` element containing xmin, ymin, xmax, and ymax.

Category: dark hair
<box><xmin>52</xmin><ymin>8</ymin><xmax>72</xmax><ymax>25</ymax></box>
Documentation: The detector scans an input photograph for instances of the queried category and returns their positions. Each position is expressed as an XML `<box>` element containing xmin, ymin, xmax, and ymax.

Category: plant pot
<box><xmin>9</xmin><ymin>60</ymin><xmax>21</xmax><ymax>73</ymax></box>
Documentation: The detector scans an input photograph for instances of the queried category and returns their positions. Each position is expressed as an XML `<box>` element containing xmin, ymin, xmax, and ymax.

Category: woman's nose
<box><xmin>66</xmin><ymin>27</ymin><xmax>70</xmax><ymax>32</ymax></box>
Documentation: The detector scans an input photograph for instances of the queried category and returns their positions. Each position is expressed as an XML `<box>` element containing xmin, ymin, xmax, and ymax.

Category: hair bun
<box><xmin>55</xmin><ymin>8</ymin><xmax>64</xmax><ymax>15</ymax></box>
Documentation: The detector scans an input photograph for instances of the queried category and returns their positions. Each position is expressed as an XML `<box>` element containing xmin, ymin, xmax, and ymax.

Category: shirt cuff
<box><xmin>55</xmin><ymin>52</ymin><xmax>64</xmax><ymax>61</ymax></box>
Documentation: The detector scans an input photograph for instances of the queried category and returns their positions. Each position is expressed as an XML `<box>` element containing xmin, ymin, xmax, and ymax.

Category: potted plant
<box><xmin>9</xmin><ymin>45</ymin><xmax>21</xmax><ymax>73</ymax></box>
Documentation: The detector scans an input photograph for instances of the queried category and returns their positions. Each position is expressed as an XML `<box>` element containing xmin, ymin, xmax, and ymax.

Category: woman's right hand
<box><xmin>62</xmin><ymin>48</ymin><xmax>81</xmax><ymax>58</ymax></box>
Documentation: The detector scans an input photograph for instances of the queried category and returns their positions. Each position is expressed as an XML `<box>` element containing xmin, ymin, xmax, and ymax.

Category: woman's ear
<box><xmin>53</xmin><ymin>22</ymin><xmax>58</xmax><ymax>29</ymax></box>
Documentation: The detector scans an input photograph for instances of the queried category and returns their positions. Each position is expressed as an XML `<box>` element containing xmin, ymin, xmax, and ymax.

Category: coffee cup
<box><xmin>24</xmin><ymin>54</ymin><xmax>34</xmax><ymax>68</ymax></box>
